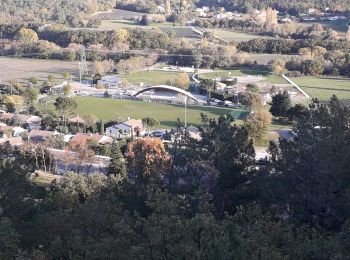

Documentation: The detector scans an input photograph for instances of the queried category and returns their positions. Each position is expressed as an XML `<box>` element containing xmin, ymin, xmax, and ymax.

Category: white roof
<box><xmin>134</xmin><ymin>85</ymin><xmax>199</xmax><ymax>103</ymax></box>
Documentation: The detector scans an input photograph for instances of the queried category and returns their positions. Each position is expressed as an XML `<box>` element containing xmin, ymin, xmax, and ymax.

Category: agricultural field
<box><xmin>297</xmin><ymin>20</ymin><xmax>348</xmax><ymax>37</ymax></box>
<box><xmin>199</xmin><ymin>67</ymin><xmax>287</xmax><ymax>84</ymax></box>
<box><xmin>92</xmin><ymin>19</ymin><xmax>200</xmax><ymax>38</ymax></box>
<box><xmin>291</xmin><ymin>76</ymin><xmax>350</xmax><ymax>100</ymax></box>
<box><xmin>74</xmin><ymin>96</ymin><xmax>247</xmax><ymax>128</ymax></box>
<box><xmin>0</xmin><ymin>57</ymin><xmax>78</xmax><ymax>84</ymax></box>
<box><xmin>94</xmin><ymin>9</ymin><xmax>145</xmax><ymax>20</ymax></box>
<box><xmin>211</xmin><ymin>29</ymin><xmax>266</xmax><ymax>42</ymax></box>
<box><xmin>124</xmin><ymin>70</ymin><xmax>182</xmax><ymax>85</ymax></box>
<box><xmin>248</xmin><ymin>53</ymin><xmax>301</xmax><ymax>65</ymax></box>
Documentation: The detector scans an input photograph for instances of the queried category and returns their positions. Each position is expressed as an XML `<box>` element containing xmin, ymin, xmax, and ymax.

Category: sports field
<box><xmin>291</xmin><ymin>76</ymin><xmax>350</xmax><ymax>100</ymax></box>
<box><xmin>199</xmin><ymin>68</ymin><xmax>287</xmax><ymax>84</ymax></box>
<box><xmin>125</xmin><ymin>70</ymin><xmax>182</xmax><ymax>85</ymax></box>
<box><xmin>74</xmin><ymin>96</ymin><xmax>248</xmax><ymax>128</ymax></box>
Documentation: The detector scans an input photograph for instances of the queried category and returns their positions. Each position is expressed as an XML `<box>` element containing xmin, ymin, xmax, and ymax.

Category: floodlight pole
<box><xmin>184</xmin><ymin>96</ymin><xmax>187</xmax><ymax>128</ymax></box>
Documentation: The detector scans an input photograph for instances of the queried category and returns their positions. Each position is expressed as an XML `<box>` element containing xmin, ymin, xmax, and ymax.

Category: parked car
<box><xmin>152</xmin><ymin>130</ymin><xmax>165</xmax><ymax>138</ymax></box>
<box><xmin>40</xmin><ymin>87</ymin><xmax>50</xmax><ymax>94</ymax></box>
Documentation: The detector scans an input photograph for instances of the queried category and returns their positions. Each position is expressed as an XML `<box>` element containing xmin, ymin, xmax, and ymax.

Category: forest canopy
<box><xmin>0</xmin><ymin>0</ymin><xmax>115</xmax><ymax>23</ymax></box>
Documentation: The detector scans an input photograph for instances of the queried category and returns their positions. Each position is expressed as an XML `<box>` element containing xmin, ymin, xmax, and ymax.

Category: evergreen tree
<box><xmin>269</xmin><ymin>90</ymin><xmax>291</xmax><ymax>118</ymax></box>
<box><xmin>266</xmin><ymin>96</ymin><xmax>350</xmax><ymax>228</ymax></box>
<box><xmin>99</xmin><ymin>118</ymin><xmax>104</xmax><ymax>135</ymax></box>
<box><xmin>108</xmin><ymin>142</ymin><xmax>128</xmax><ymax>180</ymax></box>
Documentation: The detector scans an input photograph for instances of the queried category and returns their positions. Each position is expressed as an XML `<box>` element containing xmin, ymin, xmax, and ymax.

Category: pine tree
<box><xmin>99</xmin><ymin>118</ymin><xmax>104</xmax><ymax>135</ymax></box>
<box><xmin>269</xmin><ymin>90</ymin><xmax>291</xmax><ymax>118</ymax></box>
<box><xmin>108</xmin><ymin>142</ymin><xmax>128</xmax><ymax>180</ymax></box>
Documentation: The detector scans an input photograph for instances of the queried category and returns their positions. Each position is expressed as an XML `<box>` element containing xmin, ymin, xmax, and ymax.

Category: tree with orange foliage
<box><xmin>68</xmin><ymin>138</ymin><xmax>95</xmax><ymax>174</ymax></box>
<box><xmin>126</xmin><ymin>137</ymin><xmax>171</xmax><ymax>180</ymax></box>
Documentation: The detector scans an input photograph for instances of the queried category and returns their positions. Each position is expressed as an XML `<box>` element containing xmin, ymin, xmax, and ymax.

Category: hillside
<box><xmin>0</xmin><ymin>0</ymin><xmax>115</xmax><ymax>23</ymax></box>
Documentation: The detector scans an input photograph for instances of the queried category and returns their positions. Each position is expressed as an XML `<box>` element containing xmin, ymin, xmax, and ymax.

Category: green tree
<box><xmin>269</xmin><ymin>90</ymin><xmax>291</xmax><ymax>118</ymax></box>
<box><xmin>245</xmin><ymin>110</ymin><xmax>273</xmax><ymax>142</ymax></box>
<box><xmin>266</xmin><ymin>96</ymin><xmax>350</xmax><ymax>229</ymax></box>
<box><xmin>99</xmin><ymin>118</ymin><xmax>104</xmax><ymax>134</ymax></box>
<box><xmin>0</xmin><ymin>218</ymin><xmax>20</xmax><ymax>259</ymax></box>
<box><xmin>87</xmin><ymin>18</ymin><xmax>102</xmax><ymax>28</ymax></box>
<box><xmin>108</xmin><ymin>142</ymin><xmax>128</xmax><ymax>180</ymax></box>
<box><xmin>25</xmin><ymin>86</ymin><xmax>39</xmax><ymax>104</ymax></box>
<box><xmin>246</xmin><ymin>83</ymin><xmax>259</xmax><ymax>93</ymax></box>
<box><xmin>47</xmin><ymin>74</ymin><xmax>55</xmax><ymax>84</ymax></box>
<box><xmin>287</xmin><ymin>103</ymin><xmax>309</xmax><ymax>121</ymax></box>
<box><xmin>54</xmin><ymin>97</ymin><xmax>77</xmax><ymax>129</ymax></box>
<box><xmin>63</xmin><ymin>84</ymin><xmax>71</xmax><ymax>96</ymax></box>
<box><xmin>140</xmin><ymin>14</ymin><xmax>151</xmax><ymax>26</ymax></box>
<box><xmin>63</xmin><ymin>72</ymin><xmax>71</xmax><ymax>81</ymax></box>
<box><xmin>28</xmin><ymin>77</ymin><xmax>38</xmax><ymax>86</ymax></box>
<box><xmin>142</xmin><ymin>117</ymin><xmax>160</xmax><ymax>133</ymax></box>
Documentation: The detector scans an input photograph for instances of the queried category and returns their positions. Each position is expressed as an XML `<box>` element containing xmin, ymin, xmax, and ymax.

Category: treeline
<box><xmin>0</xmin><ymin>0</ymin><xmax>115</xmax><ymax>23</ymax></box>
<box><xmin>197</xmin><ymin>0</ymin><xmax>350</xmax><ymax>14</ymax></box>
<box><xmin>2</xmin><ymin>23</ymin><xmax>350</xmax><ymax>76</ymax></box>
<box><xmin>1</xmin><ymin>97</ymin><xmax>350</xmax><ymax>258</ymax></box>
<box><xmin>237</xmin><ymin>38</ymin><xmax>350</xmax><ymax>54</ymax></box>
<box><xmin>114</xmin><ymin>0</ymin><xmax>350</xmax><ymax>15</ymax></box>
<box><xmin>194</xmin><ymin>18</ymin><xmax>263</xmax><ymax>33</ymax></box>
<box><xmin>38</xmin><ymin>28</ymin><xmax>173</xmax><ymax>49</ymax></box>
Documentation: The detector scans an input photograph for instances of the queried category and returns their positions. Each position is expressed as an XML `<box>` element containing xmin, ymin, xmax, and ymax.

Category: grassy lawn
<box><xmin>99</xmin><ymin>19</ymin><xmax>175</xmax><ymax>29</ymax></box>
<box><xmin>33</xmin><ymin>171</ymin><xmax>64</xmax><ymax>187</ymax></box>
<box><xmin>291</xmin><ymin>76</ymin><xmax>350</xmax><ymax>100</ymax></box>
<box><xmin>96</xmin><ymin>19</ymin><xmax>199</xmax><ymax>38</ymax></box>
<box><xmin>248</xmin><ymin>53</ymin><xmax>301</xmax><ymax>66</ymax></box>
<box><xmin>124</xmin><ymin>70</ymin><xmax>182</xmax><ymax>85</ymax></box>
<box><xmin>255</xmin><ymin>130</ymin><xmax>280</xmax><ymax>147</ymax></box>
<box><xmin>74</xmin><ymin>97</ymin><xmax>247</xmax><ymax>128</ymax></box>
<box><xmin>268</xmin><ymin>119</ymin><xmax>292</xmax><ymax>131</ymax></box>
<box><xmin>199</xmin><ymin>68</ymin><xmax>287</xmax><ymax>84</ymax></box>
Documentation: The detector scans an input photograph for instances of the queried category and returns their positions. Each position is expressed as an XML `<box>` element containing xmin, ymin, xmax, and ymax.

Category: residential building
<box><xmin>28</xmin><ymin>130</ymin><xmax>61</xmax><ymax>143</ymax></box>
<box><xmin>0</xmin><ymin>113</ymin><xmax>42</xmax><ymax>130</ymax></box>
<box><xmin>106</xmin><ymin>119</ymin><xmax>144</xmax><ymax>138</ymax></box>
<box><xmin>0</xmin><ymin>137</ymin><xmax>24</xmax><ymax>147</ymax></box>
<box><xmin>69</xmin><ymin>133</ymin><xmax>113</xmax><ymax>146</ymax></box>
<box><xmin>0</xmin><ymin>124</ymin><xmax>14</xmax><ymax>138</ymax></box>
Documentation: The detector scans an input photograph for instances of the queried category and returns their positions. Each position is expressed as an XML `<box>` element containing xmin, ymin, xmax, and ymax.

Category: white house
<box><xmin>0</xmin><ymin>123</ymin><xmax>28</xmax><ymax>138</ymax></box>
<box><xmin>196</xmin><ymin>7</ymin><xmax>209</xmax><ymax>17</ymax></box>
<box><xmin>106</xmin><ymin>119</ymin><xmax>144</xmax><ymax>138</ymax></box>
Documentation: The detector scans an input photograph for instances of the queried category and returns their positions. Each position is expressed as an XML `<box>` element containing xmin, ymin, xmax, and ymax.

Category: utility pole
<box><xmin>80</xmin><ymin>46</ymin><xmax>89</xmax><ymax>77</ymax></box>
<box><xmin>78</xmin><ymin>62</ymin><xmax>82</xmax><ymax>87</ymax></box>
<box><xmin>184</xmin><ymin>96</ymin><xmax>187</xmax><ymax>128</ymax></box>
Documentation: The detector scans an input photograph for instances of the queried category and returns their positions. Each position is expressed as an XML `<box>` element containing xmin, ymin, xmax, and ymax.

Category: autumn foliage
<box><xmin>126</xmin><ymin>137</ymin><xmax>171</xmax><ymax>176</ymax></box>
